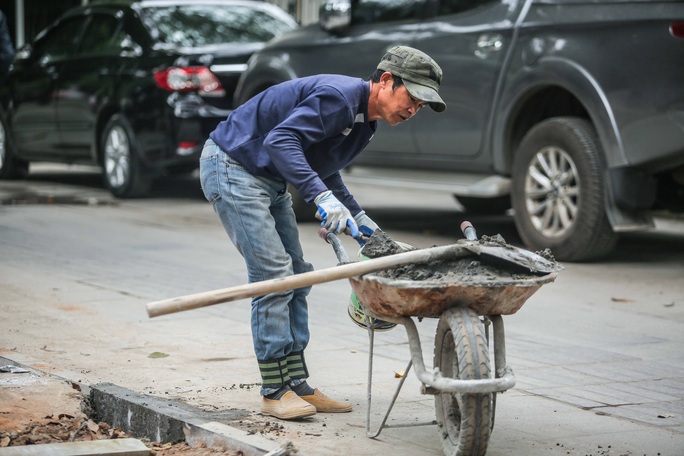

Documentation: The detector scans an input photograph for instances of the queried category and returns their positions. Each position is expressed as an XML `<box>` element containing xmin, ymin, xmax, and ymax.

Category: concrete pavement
<box><xmin>1</xmin><ymin>170</ymin><xmax>683</xmax><ymax>455</ymax></box>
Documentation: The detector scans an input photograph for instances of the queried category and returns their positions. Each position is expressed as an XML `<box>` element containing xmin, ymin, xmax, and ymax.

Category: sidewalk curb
<box><xmin>0</xmin><ymin>355</ymin><xmax>285</xmax><ymax>456</ymax></box>
<box><xmin>89</xmin><ymin>383</ymin><xmax>279</xmax><ymax>456</ymax></box>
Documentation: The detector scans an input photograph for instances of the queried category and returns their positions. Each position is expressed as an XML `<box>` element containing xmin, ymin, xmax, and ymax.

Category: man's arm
<box><xmin>263</xmin><ymin>87</ymin><xmax>354</xmax><ymax>203</ymax></box>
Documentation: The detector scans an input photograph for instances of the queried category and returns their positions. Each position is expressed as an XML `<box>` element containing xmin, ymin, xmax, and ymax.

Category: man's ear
<box><xmin>379</xmin><ymin>71</ymin><xmax>394</xmax><ymax>87</ymax></box>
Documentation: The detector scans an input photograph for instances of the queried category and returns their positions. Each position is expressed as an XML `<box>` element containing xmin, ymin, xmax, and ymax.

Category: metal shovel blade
<box><xmin>460</xmin><ymin>240</ymin><xmax>563</xmax><ymax>275</ymax></box>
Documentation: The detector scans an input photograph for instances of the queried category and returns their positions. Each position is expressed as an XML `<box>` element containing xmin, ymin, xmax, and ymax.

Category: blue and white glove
<box><xmin>354</xmin><ymin>210</ymin><xmax>379</xmax><ymax>238</ymax></box>
<box><xmin>315</xmin><ymin>190</ymin><xmax>359</xmax><ymax>237</ymax></box>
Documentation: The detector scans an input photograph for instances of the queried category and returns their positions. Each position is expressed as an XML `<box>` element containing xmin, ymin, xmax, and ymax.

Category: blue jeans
<box><xmin>199</xmin><ymin>139</ymin><xmax>313</xmax><ymax>395</ymax></box>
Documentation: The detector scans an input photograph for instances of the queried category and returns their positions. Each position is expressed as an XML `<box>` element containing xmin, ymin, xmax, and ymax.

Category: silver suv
<box><xmin>235</xmin><ymin>0</ymin><xmax>684</xmax><ymax>261</ymax></box>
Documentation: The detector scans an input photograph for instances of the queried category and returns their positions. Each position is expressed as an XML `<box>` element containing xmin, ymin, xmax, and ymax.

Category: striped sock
<box><xmin>258</xmin><ymin>357</ymin><xmax>290</xmax><ymax>391</ymax></box>
<box><xmin>286</xmin><ymin>351</ymin><xmax>309</xmax><ymax>381</ymax></box>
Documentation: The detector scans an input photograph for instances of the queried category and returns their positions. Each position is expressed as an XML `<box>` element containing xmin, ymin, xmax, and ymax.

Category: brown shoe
<box><xmin>299</xmin><ymin>389</ymin><xmax>352</xmax><ymax>413</ymax></box>
<box><xmin>261</xmin><ymin>391</ymin><xmax>317</xmax><ymax>420</ymax></box>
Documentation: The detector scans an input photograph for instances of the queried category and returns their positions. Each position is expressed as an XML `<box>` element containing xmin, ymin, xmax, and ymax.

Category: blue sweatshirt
<box><xmin>210</xmin><ymin>74</ymin><xmax>376</xmax><ymax>215</ymax></box>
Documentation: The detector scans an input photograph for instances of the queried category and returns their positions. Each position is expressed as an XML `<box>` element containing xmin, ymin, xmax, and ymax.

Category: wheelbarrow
<box><xmin>145</xmin><ymin>223</ymin><xmax>561</xmax><ymax>456</ymax></box>
<box><xmin>321</xmin><ymin>224</ymin><xmax>561</xmax><ymax>456</ymax></box>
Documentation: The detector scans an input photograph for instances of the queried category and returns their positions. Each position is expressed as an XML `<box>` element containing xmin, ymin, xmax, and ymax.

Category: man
<box><xmin>199</xmin><ymin>46</ymin><xmax>445</xmax><ymax>420</ymax></box>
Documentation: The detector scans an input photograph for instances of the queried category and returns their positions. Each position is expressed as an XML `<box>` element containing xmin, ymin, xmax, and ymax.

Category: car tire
<box><xmin>0</xmin><ymin>117</ymin><xmax>29</xmax><ymax>179</ymax></box>
<box><xmin>101</xmin><ymin>114</ymin><xmax>152</xmax><ymax>198</ymax></box>
<box><xmin>511</xmin><ymin>117</ymin><xmax>618</xmax><ymax>262</ymax></box>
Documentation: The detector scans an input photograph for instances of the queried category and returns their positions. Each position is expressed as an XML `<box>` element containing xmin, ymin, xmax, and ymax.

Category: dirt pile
<box><xmin>0</xmin><ymin>366</ymin><xmax>240</xmax><ymax>455</ymax></box>
<box><xmin>0</xmin><ymin>413</ymin><xmax>240</xmax><ymax>455</ymax></box>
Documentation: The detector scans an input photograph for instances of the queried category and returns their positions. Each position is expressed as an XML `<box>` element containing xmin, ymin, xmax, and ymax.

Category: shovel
<box><xmin>458</xmin><ymin>221</ymin><xmax>562</xmax><ymax>275</ymax></box>
<box><xmin>146</xmin><ymin>224</ymin><xmax>559</xmax><ymax>318</ymax></box>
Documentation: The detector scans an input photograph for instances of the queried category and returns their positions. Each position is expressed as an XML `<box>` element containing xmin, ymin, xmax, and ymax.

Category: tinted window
<box><xmin>35</xmin><ymin>16</ymin><xmax>85</xmax><ymax>64</ymax></box>
<box><xmin>141</xmin><ymin>5</ymin><xmax>296</xmax><ymax>46</ymax></box>
<box><xmin>78</xmin><ymin>14</ymin><xmax>121</xmax><ymax>55</ymax></box>
<box><xmin>352</xmin><ymin>0</ymin><xmax>425</xmax><ymax>25</ymax></box>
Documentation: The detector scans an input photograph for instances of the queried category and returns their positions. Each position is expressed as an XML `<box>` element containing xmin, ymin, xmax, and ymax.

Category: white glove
<box><xmin>315</xmin><ymin>190</ymin><xmax>359</xmax><ymax>237</ymax></box>
<box><xmin>354</xmin><ymin>211</ymin><xmax>379</xmax><ymax>238</ymax></box>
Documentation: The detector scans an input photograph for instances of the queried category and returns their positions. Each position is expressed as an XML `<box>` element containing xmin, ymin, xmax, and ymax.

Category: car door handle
<box><xmin>475</xmin><ymin>34</ymin><xmax>503</xmax><ymax>59</ymax></box>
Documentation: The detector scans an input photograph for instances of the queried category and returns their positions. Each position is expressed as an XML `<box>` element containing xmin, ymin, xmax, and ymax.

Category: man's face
<box><xmin>376</xmin><ymin>76</ymin><xmax>427</xmax><ymax>126</ymax></box>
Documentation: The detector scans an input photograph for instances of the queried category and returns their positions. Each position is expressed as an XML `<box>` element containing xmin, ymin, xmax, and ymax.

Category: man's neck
<box><xmin>367</xmin><ymin>80</ymin><xmax>381</xmax><ymax>122</ymax></box>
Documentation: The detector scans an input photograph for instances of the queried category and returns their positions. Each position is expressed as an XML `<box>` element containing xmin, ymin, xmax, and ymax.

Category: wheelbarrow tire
<box><xmin>434</xmin><ymin>307</ymin><xmax>492</xmax><ymax>456</ymax></box>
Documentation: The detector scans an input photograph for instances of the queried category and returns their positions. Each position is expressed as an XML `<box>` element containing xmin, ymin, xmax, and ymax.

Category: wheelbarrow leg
<box><xmin>488</xmin><ymin>314</ymin><xmax>509</xmax><ymax>432</ymax></box>
<box><xmin>489</xmin><ymin>315</ymin><xmax>508</xmax><ymax>379</ymax></box>
<box><xmin>363</xmin><ymin>314</ymin><xmax>439</xmax><ymax>438</ymax></box>
<box><xmin>364</xmin><ymin>314</ymin><xmax>414</xmax><ymax>438</ymax></box>
<box><xmin>484</xmin><ymin>317</ymin><xmax>497</xmax><ymax>432</ymax></box>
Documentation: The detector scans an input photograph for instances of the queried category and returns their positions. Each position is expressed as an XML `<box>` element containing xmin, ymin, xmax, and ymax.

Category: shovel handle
<box><xmin>146</xmin><ymin>243</ymin><xmax>471</xmax><ymax>318</ymax></box>
<box><xmin>460</xmin><ymin>221</ymin><xmax>478</xmax><ymax>241</ymax></box>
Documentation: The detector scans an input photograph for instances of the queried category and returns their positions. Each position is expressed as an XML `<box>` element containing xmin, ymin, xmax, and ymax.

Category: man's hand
<box><xmin>354</xmin><ymin>211</ymin><xmax>379</xmax><ymax>238</ymax></box>
<box><xmin>315</xmin><ymin>190</ymin><xmax>359</xmax><ymax>237</ymax></box>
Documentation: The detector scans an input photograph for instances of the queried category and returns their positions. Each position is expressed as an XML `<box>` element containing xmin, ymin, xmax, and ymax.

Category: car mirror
<box><xmin>319</xmin><ymin>0</ymin><xmax>351</xmax><ymax>33</ymax></box>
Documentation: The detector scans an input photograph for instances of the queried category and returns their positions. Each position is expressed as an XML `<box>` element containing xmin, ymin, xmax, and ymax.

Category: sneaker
<box><xmin>261</xmin><ymin>390</ymin><xmax>317</xmax><ymax>420</ymax></box>
<box><xmin>299</xmin><ymin>389</ymin><xmax>352</xmax><ymax>413</ymax></box>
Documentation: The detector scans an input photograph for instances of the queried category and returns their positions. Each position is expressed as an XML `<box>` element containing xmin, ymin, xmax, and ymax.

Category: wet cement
<box><xmin>360</xmin><ymin>230</ymin><xmax>552</xmax><ymax>284</ymax></box>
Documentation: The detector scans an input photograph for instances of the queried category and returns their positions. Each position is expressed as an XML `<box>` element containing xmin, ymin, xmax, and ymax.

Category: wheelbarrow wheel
<box><xmin>434</xmin><ymin>307</ymin><xmax>492</xmax><ymax>456</ymax></box>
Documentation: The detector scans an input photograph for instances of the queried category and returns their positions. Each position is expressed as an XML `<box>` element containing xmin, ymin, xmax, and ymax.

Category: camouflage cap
<box><xmin>377</xmin><ymin>45</ymin><xmax>446</xmax><ymax>112</ymax></box>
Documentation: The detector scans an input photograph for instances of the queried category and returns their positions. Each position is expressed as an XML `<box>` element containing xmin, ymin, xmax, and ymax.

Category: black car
<box><xmin>0</xmin><ymin>0</ymin><xmax>297</xmax><ymax>197</ymax></box>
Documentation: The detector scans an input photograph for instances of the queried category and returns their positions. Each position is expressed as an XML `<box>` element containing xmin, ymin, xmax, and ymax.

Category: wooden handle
<box><xmin>146</xmin><ymin>243</ymin><xmax>469</xmax><ymax>318</ymax></box>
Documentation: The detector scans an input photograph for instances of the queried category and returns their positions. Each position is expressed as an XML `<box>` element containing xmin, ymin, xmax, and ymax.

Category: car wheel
<box><xmin>511</xmin><ymin>117</ymin><xmax>618</xmax><ymax>262</ymax></box>
<box><xmin>456</xmin><ymin>195</ymin><xmax>511</xmax><ymax>215</ymax></box>
<box><xmin>101</xmin><ymin>114</ymin><xmax>152</xmax><ymax>198</ymax></box>
<box><xmin>0</xmin><ymin>117</ymin><xmax>29</xmax><ymax>179</ymax></box>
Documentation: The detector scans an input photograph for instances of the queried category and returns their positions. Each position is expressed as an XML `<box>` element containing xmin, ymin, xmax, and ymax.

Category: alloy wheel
<box><xmin>524</xmin><ymin>146</ymin><xmax>580</xmax><ymax>239</ymax></box>
<box><xmin>104</xmin><ymin>125</ymin><xmax>131</xmax><ymax>189</ymax></box>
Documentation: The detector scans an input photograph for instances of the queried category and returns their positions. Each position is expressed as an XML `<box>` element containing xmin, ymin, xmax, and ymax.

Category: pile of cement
<box><xmin>361</xmin><ymin>230</ymin><xmax>540</xmax><ymax>283</ymax></box>
<box><xmin>360</xmin><ymin>230</ymin><xmax>410</xmax><ymax>257</ymax></box>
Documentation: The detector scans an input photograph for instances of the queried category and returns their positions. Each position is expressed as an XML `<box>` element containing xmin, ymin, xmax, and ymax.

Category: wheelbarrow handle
<box><xmin>318</xmin><ymin>229</ymin><xmax>352</xmax><ymax>264</ymax></box>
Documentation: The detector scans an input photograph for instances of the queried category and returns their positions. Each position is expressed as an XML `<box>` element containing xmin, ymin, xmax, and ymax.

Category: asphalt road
<box><xmin>1</xmin><ymin>165</ymin><xmax>683</xmax><ymax>456</ymax></box>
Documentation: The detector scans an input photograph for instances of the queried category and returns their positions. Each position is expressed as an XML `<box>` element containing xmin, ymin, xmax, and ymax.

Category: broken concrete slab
<box><xmin>0</xmin><ymin>438</ymin><xmax>149</xmax><ymax>455</ymax></box>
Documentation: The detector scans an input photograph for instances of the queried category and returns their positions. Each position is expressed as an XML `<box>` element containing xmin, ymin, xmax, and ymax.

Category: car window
<box><xmin>351</xmin><ymin>0</ymin><xmax>426</xmax><ymax>25</ymax></box>
<box><xmin>78</xmin><ymin>14</ymin><xmax>121</xmax><ymax>55</ymax></box>
<box><xmin>439</xmin><ymin>0</ymin><xmax>497</xmax><ymax>15</ymax></box>
<box><xmin>141</xmin><ymin>5</ymin><xmax>296</xmax><ymax>47</ymax></box>
<box><xmin>34</xmin><ymin>16</ymin><xmax>85</xmax><ymax>65</ymax></box>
